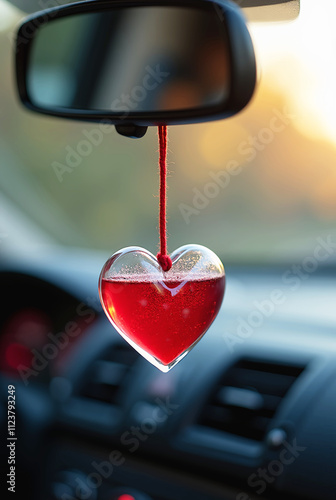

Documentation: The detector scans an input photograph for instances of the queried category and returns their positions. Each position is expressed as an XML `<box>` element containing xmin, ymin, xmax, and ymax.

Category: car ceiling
<box><xmin>5</xmin><ymin>0</ymin><xmax>300</xmax><ymax>22</ymax></box>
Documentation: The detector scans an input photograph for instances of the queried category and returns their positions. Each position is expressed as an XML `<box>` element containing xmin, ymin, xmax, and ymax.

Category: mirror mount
<box><xmin>115</xmin><ymin>124</ymin><xmax>148</xmax><ymax>139</ymax></box>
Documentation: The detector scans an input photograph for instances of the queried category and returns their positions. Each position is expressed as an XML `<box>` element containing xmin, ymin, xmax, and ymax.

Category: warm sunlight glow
<box><xmin>199</xmin><ymin>122</ymin><xmax>248</xmax><ymax>167</ymax></box>
<box><xmin>0</xmin><ymin>0</ymin><xmax>21</xmax><ymax>31</ymax></box>
<box><xmin>250</xmin><ymin>0</ymin><xmax>336</xmax><ymax>145</ymax></box>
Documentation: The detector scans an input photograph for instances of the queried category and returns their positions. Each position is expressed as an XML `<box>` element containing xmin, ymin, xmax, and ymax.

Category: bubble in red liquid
<box><xmin>101</xmin><ymin>275</ymin><xmax>225</xmax><ymax>366</ymax></box>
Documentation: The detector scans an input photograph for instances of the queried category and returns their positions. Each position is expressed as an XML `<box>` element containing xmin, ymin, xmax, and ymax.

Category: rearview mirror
<box><xmin>16</xmin><ymin>0</ymin><xmax>256</xmax><ymax>137</ymax></box>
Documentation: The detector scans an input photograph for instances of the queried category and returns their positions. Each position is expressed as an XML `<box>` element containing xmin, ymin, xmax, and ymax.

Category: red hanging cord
<box><xmin>157</xmin><ymin>125</ymin><xmax>172</xmax><ymax>272</ymax></box>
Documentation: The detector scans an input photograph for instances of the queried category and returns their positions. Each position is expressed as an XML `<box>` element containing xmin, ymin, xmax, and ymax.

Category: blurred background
<box><xmin>1</xmin><ymin>0</ymin><xmax>336</xmax><ymax>264</ymax></box>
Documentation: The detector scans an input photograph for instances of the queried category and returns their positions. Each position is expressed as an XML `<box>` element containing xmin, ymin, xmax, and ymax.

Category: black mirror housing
<box><xmin>15</xmin><ymin>0</ymin><xmax>257</xmax><ymax>134</ymax></box>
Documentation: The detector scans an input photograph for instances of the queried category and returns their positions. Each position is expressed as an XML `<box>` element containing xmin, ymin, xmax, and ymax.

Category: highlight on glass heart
<box><xmin>99</xmin><ymin>244</ymin><xmax>225</xmax><ymax>372</ymax></box>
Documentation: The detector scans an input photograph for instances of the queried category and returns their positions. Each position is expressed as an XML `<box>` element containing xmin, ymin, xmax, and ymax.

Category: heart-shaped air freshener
<box><xmin>99</xmin><ymin>244</ymin><xmax>225</xmax><ymax>372</ymax></box>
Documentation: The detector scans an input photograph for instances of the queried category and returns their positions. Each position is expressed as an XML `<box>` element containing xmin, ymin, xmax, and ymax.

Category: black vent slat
<box><xmin>201</xmin><ymin>407</ymin><xmax>272</xmax><ymax>441</ymax></box>
<box><xmin>82</xmin><ymin>381</ymin><xmax>119</xmax><ymax>404</ymax></box>
<box><xmin>238</xmin><ymin>359</ymin><xmax>304</xmax><ymax>377</ymax></box>
<box><xmin>226</xmin><ymin>368</ymin><xmax>298</xmax><ymax>397</ymax></box>
<box><xmin>198</xmin><ymin>358</ymin><xmax>305</xmax><ymax>442</ymax></box>
<box><xmin>79</xmin><ymin>343</ymin><xmax>139</xmax><ymax>405</ymax></box>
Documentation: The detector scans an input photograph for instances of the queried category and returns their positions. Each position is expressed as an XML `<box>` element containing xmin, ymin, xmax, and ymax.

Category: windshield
<box><xmin>1</xmin><ymin>0</ymin><xmax>336</xmax><ymax>264</ymax></box>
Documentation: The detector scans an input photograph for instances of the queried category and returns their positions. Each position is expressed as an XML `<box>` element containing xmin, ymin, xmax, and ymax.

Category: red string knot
<box><xmin>157</xmin><ymin>253</ymin><xmax>172</xmax><ymax>272</ymax></box>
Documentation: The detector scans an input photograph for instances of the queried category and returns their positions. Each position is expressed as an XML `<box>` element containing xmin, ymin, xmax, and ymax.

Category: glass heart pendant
<box><xmin>99</xmin><ymin>244</ymin><xmax>225</xmax><ymax>372</ymax></box>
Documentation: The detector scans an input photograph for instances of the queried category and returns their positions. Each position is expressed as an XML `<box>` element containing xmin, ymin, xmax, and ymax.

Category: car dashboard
<box><xmin>0</xmin><ymin>251</ymin><xmax>335</xmax><ymax>500</ymax></box>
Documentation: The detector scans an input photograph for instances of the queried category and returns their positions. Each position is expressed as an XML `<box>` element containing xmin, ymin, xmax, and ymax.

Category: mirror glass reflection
<box><xmin>27</xmin><ymin>6</ymin><xmax>231</xmax><ymax>113</ymax></box>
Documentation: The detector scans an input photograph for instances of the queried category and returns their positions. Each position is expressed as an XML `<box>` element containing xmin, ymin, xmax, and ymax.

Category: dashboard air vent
<box><xmin>198</xmin><ymin>358</ymin><xmax>305</xmax><ymax>441</ymax></box>
<box><xmin>80</xmin><ymin>343</ymin><xmax>139</xmax><ymax>405</ymax></box>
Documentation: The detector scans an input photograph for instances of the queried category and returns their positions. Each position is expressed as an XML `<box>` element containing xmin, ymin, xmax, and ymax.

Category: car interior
<box><xmin>1</xmin><ymin>1</ymin><xmax>336</xmax><ymax>499</ymax></box>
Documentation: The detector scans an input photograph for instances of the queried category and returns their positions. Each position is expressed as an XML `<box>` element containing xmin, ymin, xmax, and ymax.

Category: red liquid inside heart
<box><xmin>101</xmin><ymin>275</ymin><xmax>225</xmax><ymax>366</ymax></box>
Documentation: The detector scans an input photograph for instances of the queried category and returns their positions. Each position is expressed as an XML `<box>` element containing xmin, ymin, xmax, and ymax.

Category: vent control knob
<box><xmin>266</xmin><ymin>428</ymin><xmax>288</xmax><ymax>449</ymax></box>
